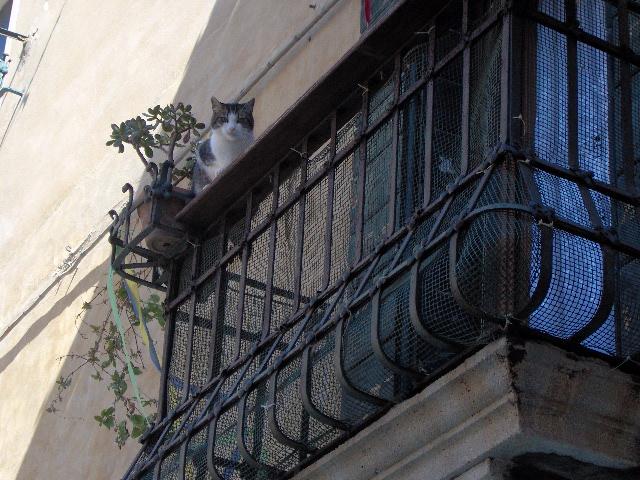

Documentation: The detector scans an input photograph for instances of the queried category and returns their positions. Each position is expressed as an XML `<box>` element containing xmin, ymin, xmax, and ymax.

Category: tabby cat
<box><xmin>192</xmin><ymin>97</ymin><xmax>255</xmax><ymax>194</ymax></box>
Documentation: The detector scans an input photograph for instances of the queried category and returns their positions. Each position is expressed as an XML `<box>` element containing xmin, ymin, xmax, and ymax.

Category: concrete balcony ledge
<box><xmin>293</xmin><ymin>337</ymin><xmax>640</xmax><ymax>480</ymax></box>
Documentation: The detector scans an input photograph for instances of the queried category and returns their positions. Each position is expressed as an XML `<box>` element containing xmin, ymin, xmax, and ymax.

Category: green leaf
<box><xmin>116</xmin><ymin>286</ymin><xmax>128</xmax><ymax>301</ymax></box>
<box><xmin>131</xmin><ymin>422</ymin><xmax>146</xmax><ymax>439</ymax></box>
<box><xmin>115</xmin><ymin>421</ymin><xmax>129</xmax><ymax>448</ymax></box>
<box><xmin>129</xmin><ymin>413</ymin><xmax>147</xmax><ymax>439</ymax></box>
<box><xmin>195</xmin><ymin>122</ymin><xmax>205</xmax><ymax>129</ymax></box>
<box><xmin>95</xmin><ymin>406</ymin><xmax>115</xmax><ymax>429</ymax></box>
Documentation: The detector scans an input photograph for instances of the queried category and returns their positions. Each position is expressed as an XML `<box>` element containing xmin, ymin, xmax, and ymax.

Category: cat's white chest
<box><xmin>201</xmin><ymin>131</ymin><xmax>253</xmax><ymax>180</ymax></box>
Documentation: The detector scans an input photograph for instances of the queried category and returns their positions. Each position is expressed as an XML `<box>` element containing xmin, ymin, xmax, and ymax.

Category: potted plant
<box><xmin>107</xmin><ymin>103</ymin><xmax>205</xmax><ymax>256</ymax></box>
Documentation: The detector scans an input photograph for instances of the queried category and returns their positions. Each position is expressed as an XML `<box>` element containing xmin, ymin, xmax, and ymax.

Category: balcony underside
<box><xmin>292</xmin><ymin>336</ymin><xmax>640</xmax><ymax>480</ymax></box>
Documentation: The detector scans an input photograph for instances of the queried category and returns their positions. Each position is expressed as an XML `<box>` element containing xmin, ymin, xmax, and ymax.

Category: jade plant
<box><xmin>106</xmin><ymin>102</ymin><xmax>206</xmax><ymax>181</ymax></box>
<box><xmin>46</xmin><ymin>103</ymin><xmax>207</xmax><ymax>449</ymax></box>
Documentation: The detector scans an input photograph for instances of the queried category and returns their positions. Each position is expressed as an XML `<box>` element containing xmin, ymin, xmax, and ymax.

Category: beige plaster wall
<box><xmin>0</xmin><ymin>0</ymin><xmax>360</xmax><ymax>478</ymax></box>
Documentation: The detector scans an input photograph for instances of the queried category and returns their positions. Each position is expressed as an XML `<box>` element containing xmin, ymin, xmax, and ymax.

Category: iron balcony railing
<box><xmin>122</xmin><ymin>0</ymin><xmax>640</xmax><ymax>479</ymax></box>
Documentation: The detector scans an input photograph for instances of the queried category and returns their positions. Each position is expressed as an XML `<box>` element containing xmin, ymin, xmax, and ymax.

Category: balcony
<box><xmin>121</xmin><ymin>0</ymin><xmax>640</xmax><ymax>479</ymax></box>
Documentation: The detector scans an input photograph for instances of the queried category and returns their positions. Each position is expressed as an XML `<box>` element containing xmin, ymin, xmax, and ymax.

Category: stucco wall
<box><xmin>0</xmin><ymin>0</ymin><xmax>360</xmax><ymax>478</ymax></box>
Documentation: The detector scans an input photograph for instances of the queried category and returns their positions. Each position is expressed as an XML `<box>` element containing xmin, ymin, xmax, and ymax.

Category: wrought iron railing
<box><xmin>123</xmin><ymin>0</ymin><xmax>640</xmax><ymax>479</ymax></box>
<box><xmin>109</xmin><ymin>161</ymin><xmax>194</xmax><ymax>290</ymax></box>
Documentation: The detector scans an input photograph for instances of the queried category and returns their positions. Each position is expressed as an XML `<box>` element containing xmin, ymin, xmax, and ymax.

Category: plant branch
<box><xmin>133</xmin><ymin>146</ymin><xmax>150</xmax><ymax>168</ymax></box>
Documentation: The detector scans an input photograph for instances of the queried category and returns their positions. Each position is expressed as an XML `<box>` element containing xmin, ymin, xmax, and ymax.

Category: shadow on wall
<box><xmin>10</xmin><ymin>256</ymin><xmax>165</xmax><ymax>480</ymax></box>
<box><xmin>9</xmin><ymin>1</ymin><xmax>243</xmax><ymax>479</ymax></box>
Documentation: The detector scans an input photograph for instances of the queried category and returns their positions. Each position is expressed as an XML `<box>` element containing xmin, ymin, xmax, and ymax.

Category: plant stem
<box><xmin>133</xmin><ymin>146</ymin><xmax>149</xmax><ymax>168</ymax></box>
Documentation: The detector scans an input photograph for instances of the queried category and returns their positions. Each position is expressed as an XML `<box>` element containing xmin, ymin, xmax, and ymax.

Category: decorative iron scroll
<box><xmin>109</xmin><ymin>161</ymin><xmax>193</xmax><ymax>291</ymax></box>
<box><xmin>124</xmin><ymin>1</ymin><xmax>640</xmax><ymax>478</ymax></box>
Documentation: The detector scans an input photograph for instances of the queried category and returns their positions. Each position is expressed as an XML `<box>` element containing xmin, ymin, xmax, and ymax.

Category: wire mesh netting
<box><xmin>432</xmin><ymin>55</ymin><xmax>464</xmax><ymax>201</ymax></box>
<box><xmin>123</xmin><ymin>1</ymin><xmax>640</xmax><ymax>478</ymax></box>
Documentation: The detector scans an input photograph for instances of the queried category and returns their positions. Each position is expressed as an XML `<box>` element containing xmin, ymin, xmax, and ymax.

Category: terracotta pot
<box><xmin>136</xmin><ymin>188</ymin><xmax>189</xmax><ymax>257</ymax></box>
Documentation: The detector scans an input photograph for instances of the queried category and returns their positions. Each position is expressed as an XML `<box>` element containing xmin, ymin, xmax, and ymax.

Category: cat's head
<box><xmin>210</xmin><ymin>97</ymin><xmax>255</xmax><ymax>142</ymax></box>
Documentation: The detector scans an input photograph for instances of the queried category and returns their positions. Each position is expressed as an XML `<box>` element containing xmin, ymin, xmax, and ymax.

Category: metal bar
<box><xmin>431</xmin><ymin>8</ymin><xmax>502</xmax><ymax>79</ymax></box>
<box><xmin>178</xmin><ymin>2</ymin><xmax>503</xmax><ymax>232</ymax></box>
<box><xmin>206</xmin><ymin>267</ymin><xmax>224</xmax><ymax>380</ymax></box>
<box><xmin>293</xmin><ymin>140</ymin><xmax>308</xmax><ymax>311</ymax></box>
<box><xmin>525</xmin><ymin>9</ymin><xmax>640</xmax><ymax>68</ymax></box>
<box><xmin>206</xmin><ymin>414</ymin><xmax>225</xmax><ymax>480</ymax></box>
<box><xmin>387</xmin><ymin>55</ymin><xmax>402</xmax><ymax>236</ymax></box>
<box><xmin>152</xmin><ymin>456</ymin><xmax>162</xmax><ymax>480</ymax></box>
<box><xmin>172</xmin><ymin>256</ymin><xmax>209</xmax><ymax>479</ymax></box>
<box><xmin>460</xmin><ymin>23</ymin><xmax>471</xmax><ymax>175</ymax></box>
<box><xmin>423</xmin><ymin>23</ymin><xmax>436</xmax><ymax>207</ymax></box>
<box><xmin>515</xmin><ymin>223</ymin><xmax>554</xmax><ymax>321</ymax></box>
<box><xmin>122</xmin><ymin>184</ymin><xmax>134</xmax><ymax>245</ymax></box>
<box><xmin>261</xmin><ymin>166</ymin><xmax>280</xmax><ymax>339</ymax></box>
<box><xmin>618</xmin><ymin>1</ymin><xmax>636</xmax><ymax>192</ymax></box>
<box><xmin>569</xmin><ymin>246</ymin><xmax>617</xmax><ymax>343</ymax></box>
<box><xmin>0</xmin><ymin>27</ymin><xmax>29</xmax><ymax>42</ymax></box>
<box><xmin>322</xmin><ymin>114</ymin><xmax>337</xmax><ymax>291</ymax></box>
<box><xmin>334</xmin><ymin>317</ymin><xmax>391</xmax><ymax>406</ymax></box>
<box><xmin>114</xmin><ymin>268</ymin><xmax>167</xmax><ymax>293</ymax></box>
<box><xmin>561</xmin><ymin>1</ymin><xmax>606</xmax><ymax>233</ymax></box>
<box><xmin>121</xmin><ymin>445</ymin><xmax>146</xmax><ymax>480</ymax></box>
<box><xmin>299</xmin><ymin>345</ymin><xmax>351</xmax><ymax>431</ymax></box>
<box><xmin>267</xmin><ymin>370</ymin><xmax>315</xmax><ymax>453</ymax></box>
<box><xmin>158</xmin><ymin>263</ymin><xmax>179</xmax><ymax>418</ymax></box>
<box><xmin>500</xmin><ymin>10</ymin><xmax>511</xmax><ymax>143</ymax></box>
<box><xmin>448</xmin><ymin>231</ymin><xmax>493</xmax><ymax>320</ymax></box>
<box><xmin>421</xmin><ymin>195</ymin><xmax>451</xmax><ymax>250</ymax></box>
<box><xmin>120</xmin><ymin>261</ymin><xmax>157</xmax><ymax>270</ymax></box>
<box><xmin>370</xmin><ymin>287</ymin><xmax>423</xmax><ymax>379</ymax></box>
<box><xmin>177</xmin><ymin>442</ymin><xmax>187</xmax><ymax>480</ymax></box>
<box><xmin>180</xmin><ymin>245</ymin><xmax>200</xmax><ymax>401</ymax></box>
<box><xmin>236</xmin><ymin>391</ymin><xmax>281</xmax><ymax>476</ymax></box>
<box><xmin>408</xmin><ymin>259</ymin><xmax>464</xmax><ymax>351</ymax></box>
<box><xmin>530</xmin><ymin>157</ymin><xmax>639</xmax><ymax>205</ymax></box>
<box><xmin>233</xmin><ymin>194</ymin><xmax>253</xmax><ymax>359</ymax></box>
<box><xmin>566</xmin><ymin>0</ymin><xmax>578</xmax><ymax>171</ymax></box>
<box><xmin>354</xmin><ymin>86</ymin><xmax>369</xmax><ymax>263</ymax></box>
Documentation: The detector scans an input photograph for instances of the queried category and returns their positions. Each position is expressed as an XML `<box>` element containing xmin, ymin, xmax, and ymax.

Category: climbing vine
<box><xmin>47</xmin><ymin>102</ymin><xmax>204</xmax><ymax>448</ymax></box>
<box><xmin>47</xmin><ymin>280</ymin><xmax>165</xmax><ymax>448</ymax></box>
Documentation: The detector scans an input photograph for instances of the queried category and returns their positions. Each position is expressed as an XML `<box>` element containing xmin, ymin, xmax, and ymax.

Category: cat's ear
<box><xmin>211</xmin><ymin>96</ymin><xmax>223</xmax><ymax>111</ymax></box>
<box><xmin>243</xmin><ymin>98</ymin><xmax>255</xmax><ymax>112</ymax></box>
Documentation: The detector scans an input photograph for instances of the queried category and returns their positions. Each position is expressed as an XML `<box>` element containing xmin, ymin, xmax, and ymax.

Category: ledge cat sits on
<box><xmin>192</xmin><ymin>97</ymin><xmax>255</xmax><ymax>194</ymax></box>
